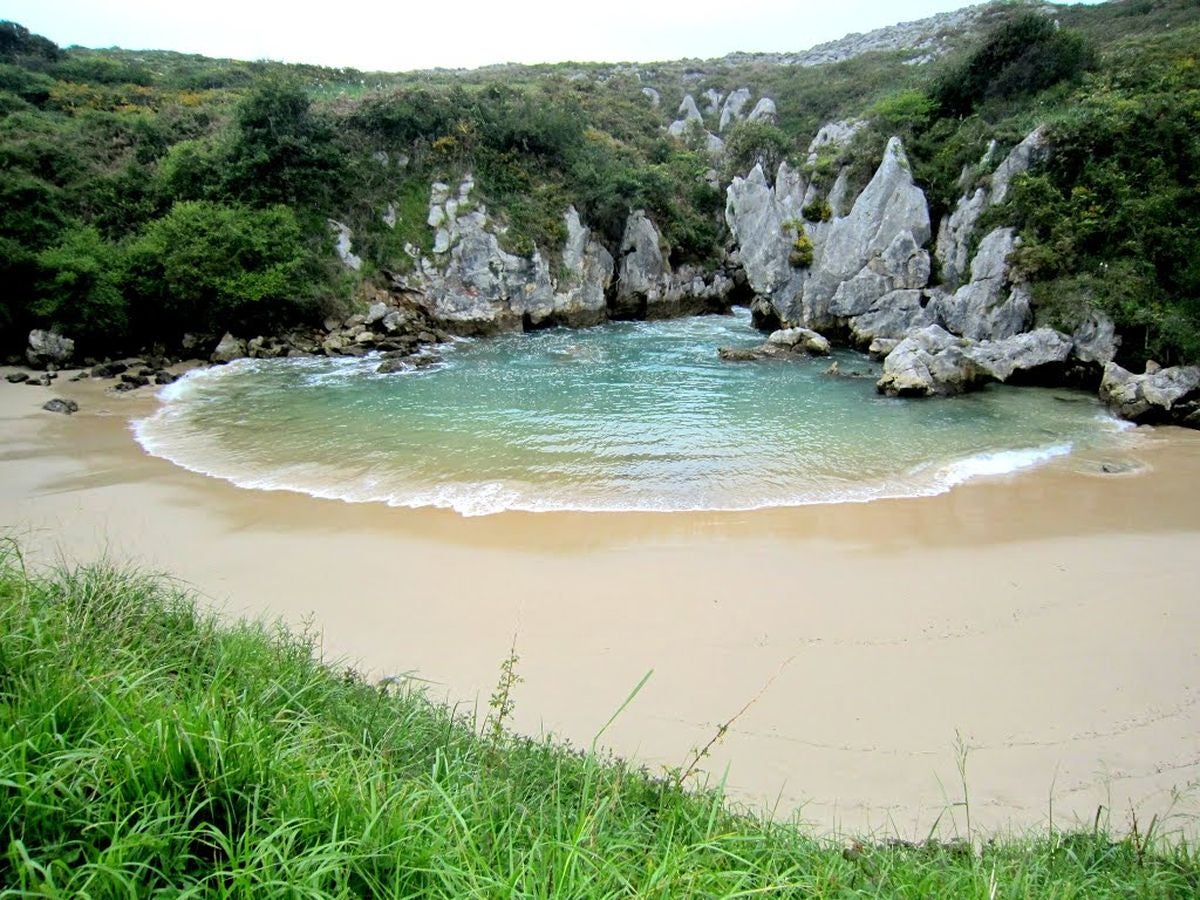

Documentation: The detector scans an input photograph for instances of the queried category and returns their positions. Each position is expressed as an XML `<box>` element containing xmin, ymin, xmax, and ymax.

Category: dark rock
<box><xmin>120</xmin><ymin>373</ymin><xmax>150</xmax><ymax>388</ymax></box>
<box><xmin>113</xmin><ymin>381</ymin><xmax>137</xmax><ymax>393</ymax></box>
<box><xmin>25</xmin><ymin>374</ymin><xmax>52</xmax><ymax>386</ymax></box>
<box><xmin>91</xmin><ymin>362</ymin><xmax>128</xmax><ymax>378</ymax></box>
<box><xmin>155</xmin><ymin>371</ymin><xmax>177</xmax><ymax>385</ymax></box>
<box><xmin>138</xmin><ymin>367</ymin><xmax>155</xmax><ymax>377</ymax></box>
<box><xmin>42</xmin><ymin>398</ymin><xmax>78</xmax><ymax>415</ymax></box>
<box><xmin>6</xmin><ymin>372</ymin><xmax>29</xmax><ymax>384</ymax></box>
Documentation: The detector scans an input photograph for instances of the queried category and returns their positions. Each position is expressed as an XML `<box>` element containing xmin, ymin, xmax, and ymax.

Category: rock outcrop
<box><xmin>876</xmin><ymin>325</ymin><xmax>1075</xmax><ymax>396</ymax></box>
<box><xmin>613</xmin><ymin>211</ymin><xmax>733</xmax><ymax>319</ymax></box>
<box><xmin>719</xmin><ymin>88</ymin><xmax>752</xmax><ymax>132</ymax></box>
<box><xmin>26</xmin><ymin>330</ymin><xmax>74</xmax><ymax>368</ymax></box>
<box><xmin>929</xmin><ymin>227</ymin><xmax>1031</xmax><ymax>341</ymax></box>
<box><xmin>719</xmin><ymin>326</ymin><xmax>832</xmax><ymax>361</ymax></box>
<box><xmin>1099</xmin><ymin>362</ymin><xmax>1200</xmax><ymax>426</ymax></box>
<box><xmin>934</xmin><ymin>127</ymin><xmax>1048</xmax><ymax>289</ymax></box>
<box><xmin>667</xmin><ymin>94</ymin><xmax>704</xmax><ymax>137</ymax></box>
<box><xmin>328</xmin><ymin>220</ymin><xmax>363</xmax><ymax>271</ymax></box>
<box><xmin>801</xmin><ymin>137</ymin><xmax>931</xmax><ymax>330</ymax></box>
<box><xmin>806</xmin><ymin>119</ymin><xmax>864</xmax><ymax>166</ymax></box>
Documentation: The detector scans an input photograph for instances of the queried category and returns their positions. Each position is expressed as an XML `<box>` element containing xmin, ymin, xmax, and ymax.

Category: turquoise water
<box><xmin>134</xmin><ymin>310</ymin><xmax>1130</xmax><ymax>515</ymax></box>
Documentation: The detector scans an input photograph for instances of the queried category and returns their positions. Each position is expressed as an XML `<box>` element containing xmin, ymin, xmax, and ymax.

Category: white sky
<box><xmin>0</xmin><ymin>0</ymin><xmax>1087</xmax><ymax>72</ymax></box>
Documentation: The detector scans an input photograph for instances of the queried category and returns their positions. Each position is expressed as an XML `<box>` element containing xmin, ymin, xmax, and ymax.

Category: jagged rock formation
<box><xmin>1099</xmin><ymin>362</ymin><xmax>1200</xmax><ymax>426</ymax></box>
<box><xmin>719</xmin><ymin>88</ymin><xmax>753</xmax><ymax>132</ymax></box>
<box><xmin>934</xmin><ymin>127</ymin><xmax>1049</xmax><ymax>289</ymax></box>
<box><xmin>667</xmin><ymin>95</ymin><xmax>704</xmax><ymax>137</ymax></box>
<box><xmin>747</xmin><ymin>97</ymin><xmax>777</xmax><ymax>124</ymax></box>
<box><xmin>876</xmin><ymin>324</ymin><xmax>1073</xmax><ymax>396</ymax></box>
<box><xmin>806</xmin><ymin>119</ymin><xmax>864</xmax><ymax>166</ymax></box>
<box><xmin>613</xmin><ymin>211</ymin><xmax>733</xmax><ymax>319</ymax></box>
<box><xmin>929</xmin><ymin>227</ymin><xmax>1031</xmax><ymax>341</ymax></box>
<box><xmin>719</xmin><ymin>4</ymin><xmax>1037</xmax><ymax>68</ymax></box>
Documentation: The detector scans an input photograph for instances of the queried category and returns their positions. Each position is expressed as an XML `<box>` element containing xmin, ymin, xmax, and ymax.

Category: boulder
<box><xmin>766</xmin><ymin>326</ymin><xmax>831</xmax><ymax>355</ymax></box>
<box><xmin>876</xmin><ymin>325</ymin><xmax>984</xmax><ymax>397</ymax></box>
<box><xmin>26</xmin><ymin>330</ymin><xmax>74</xmax><ymax>368</ymax></box>
<box><xmin>6</xmin><ymin>372</ymin><xmax>28</xmax><ymax>384</ymax></box>
<box><xmin>1099</xmin><ymin>362</ymin><xmax>1200</xmax><ymax>425</ymax></box>
<box><xmin>210</xmin><ymin>333</ymin><xmax>247</xmax><ymax>364</ymax></box>
<box><xmin>42</xmin><ymin>398</ymin><xmax>78</xmax><ymax>415</ymax></box>
<box><xmin>964</xmin><ymin>328</ymin><xmax>1073</xmax><ymax>383</ymax></box>
<box><xmin>641</xmin><ymin>87</ymin><xmax>660</xmax><ymax>107</ymax></box>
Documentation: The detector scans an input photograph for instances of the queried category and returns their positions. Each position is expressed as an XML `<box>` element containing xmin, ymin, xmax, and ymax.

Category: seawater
<box><xmin>134</xmin><ymin>310</ymin><xmax>1132</xmax><ymax>516</ymax></box>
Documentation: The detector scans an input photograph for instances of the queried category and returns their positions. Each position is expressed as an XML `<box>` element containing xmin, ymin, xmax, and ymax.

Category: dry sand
<box><xmin>3</xmin><ymin>368</ymin><xmax>1200</xmax><ymax>839</ymax></box>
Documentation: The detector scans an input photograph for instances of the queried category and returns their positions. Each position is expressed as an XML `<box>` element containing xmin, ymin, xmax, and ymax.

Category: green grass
<box><xmin>1</xmin><ymin>541</ymin><xmax>1198</xmax><ymax>896</ymax></box>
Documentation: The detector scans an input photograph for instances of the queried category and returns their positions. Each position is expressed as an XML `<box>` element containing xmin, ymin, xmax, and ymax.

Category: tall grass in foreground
<box><xmin>0</xmin><ymin>544</ymin><xmax>1197</xmax><ymax>897</ymax></box>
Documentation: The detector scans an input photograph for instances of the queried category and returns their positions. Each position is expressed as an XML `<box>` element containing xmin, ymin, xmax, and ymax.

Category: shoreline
<box><xmin>3</xmin><ymin>369</ymin><xmax>1200</xmax><ymax>839</ymax></box>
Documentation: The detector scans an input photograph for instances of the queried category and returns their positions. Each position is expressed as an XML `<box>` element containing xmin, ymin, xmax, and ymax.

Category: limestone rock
<box><xmin>806</xmin><ymin>119</ymin><xmax>864</xmax><ymax>166</ymax></box>
<box><xmin>930</xmin><ymin>227</ymin><xmax>1030</xmax><ymax>341</ymax></box>
<box><xmin>848</xmin><ymin>289</ymin><xmax>934</xmax><ymax>346</ymax></box>
<box><xmin>328</xmin><ymin>220</ymin><xmax>362</xmax><ymax>271</ymax></box>
<box><xmin>800</xmin><ymin>137</ymin><xmax>931</xmax><ymax>328</ymax></box>
<box><xmin>934</xmin><ymin>126</ymin><xmax>1049</xmax><ymax>289</ymax></box>
<box><xmin>877</xmin><ymin>325</ymin><xmax>984</xmax><ymax>396</ymax></box>
<box><xmin>719</xmin><ymin>88</ymin><xmax>753</xmax><ymax>132</ymax></box>
<box><xmin>747</xmin><ymin>97</ymin><xmax>777</xmax><ymax>124</ymax></box>
<box><xmin>641</xmin><ymin>87</ymin><xmax>660</xmax><ymax>107</ymax></box>
<box><xmin>719</xmin><ymin>326</ymin><xmax>831</xmax><ymax>361</ymax></box>
<box><xmin>1099</xmin><ymin>362</ymin><xmax>1200</xmax><ymax>425</ymax></box>
<box><xmin>210</xmin><ymin>333</ymin><xmax>246</xmax><ymax>364</ymax></box>
<box><xmin>668</xmin><ymin>94</ymin><xmax>704</xmax><ymax>137</ymax></box>
<box><xmin>991</xmin><ymin>126</ymin><xmax>1049</xmax><ymax>206</ymax></box>
<box><xmin>1071</xmin><ymin>312</ymin><xmax>1120</xmax><ymax>365</ymax></box>
<box><xmin>702</xmin><ymin>88</ymin><xmax>723</xmax><ymax>116</ymax></box>
<box><xmin>964</xmin><ymin>327</ymin><xmax>1072</xmax><ymax>382</ymax></box>
<box><xmin>26</xmin><ymin>330</ymin><xmax>74</xmax><ymax>368</ymax></box>
<box><xmin>554</xmin><ymin>206</ymin><xmax>614</xmax><ymax>327</ymax></box>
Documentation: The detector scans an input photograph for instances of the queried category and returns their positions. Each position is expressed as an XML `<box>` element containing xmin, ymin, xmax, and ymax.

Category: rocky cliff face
<box><xmin>390</xmin><ymin>175</ymin><xmax>731</xmax><ymax>335</ymax></box>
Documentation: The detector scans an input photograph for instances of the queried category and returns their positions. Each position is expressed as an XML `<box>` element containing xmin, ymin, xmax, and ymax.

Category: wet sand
<box><xmin>3</xmin><ymin>369</ymin><xmax>1200</xmax><ymax>839</ymax></box>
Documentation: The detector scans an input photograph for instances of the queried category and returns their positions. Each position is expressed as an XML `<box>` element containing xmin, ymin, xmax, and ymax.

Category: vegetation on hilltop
<box><xmin>2</xmin><ymin>547</ymin><xmax>1198</xmax><ymax>894</ymax></box>
<box><xmin>0</xmin><ymin>1</ymin><xmax>1197</xmax><ymax>366</ymax></box>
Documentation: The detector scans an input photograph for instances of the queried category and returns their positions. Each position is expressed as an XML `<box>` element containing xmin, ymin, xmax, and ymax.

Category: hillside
<box><xmin>1</xmin><ymin>0</ymin><xmax>1197</xmax><ymax>377</ymax></box>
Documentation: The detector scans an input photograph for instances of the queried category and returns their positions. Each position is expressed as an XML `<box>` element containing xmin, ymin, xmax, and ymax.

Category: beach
<box><xmin>3</xmin><ymin>369</ymin><xmax>1199</xmax><ymax>840</ymax></box>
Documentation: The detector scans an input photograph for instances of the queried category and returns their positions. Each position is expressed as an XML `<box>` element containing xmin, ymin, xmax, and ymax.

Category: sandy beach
<box><xmin>3</xmin><ymin>368</ymin><xmax>1200</xmax><ymax>840</ymax></box>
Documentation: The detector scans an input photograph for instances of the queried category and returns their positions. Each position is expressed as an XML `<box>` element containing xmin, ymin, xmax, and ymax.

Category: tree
<box><xmin>223</xmin><ymin>77</ymin><xmax>343</xmax><ymax>208</ymax></box>
<box><xmin>126</xmin><ymin>201</ymin><xmax>311</xmax><ymax>338</ymax></box>
<box><xmin>33</xmin><ymin>226</ymin><xmax>127</xmax><ymax>345</ymax></box>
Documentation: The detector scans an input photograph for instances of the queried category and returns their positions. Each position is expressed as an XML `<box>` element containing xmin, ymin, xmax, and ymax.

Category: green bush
<box><xmin>32</xmin><ymin>226</ymin><xmax>128</xmax><ymax>347</ymax></box>
<box><xmin>932</xmin><ymin>12</ymin><xmax>1094</xmax><ymax>118</ymax></box>
<box><xmin>125</xmin><ymin>201</ymin><xmax>313</xmax><ymax>338</ymax></box>
<box><xmin>801</xmin><ymin>198</ymin><xmax>832</xmax><ymax>223</ymax></box>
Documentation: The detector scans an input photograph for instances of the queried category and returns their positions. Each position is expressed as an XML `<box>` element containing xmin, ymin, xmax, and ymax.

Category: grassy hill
<box><xmin>1</xmin><ymin>0</ymin><xmax>1197</xmax><ymax>364</ymax></box>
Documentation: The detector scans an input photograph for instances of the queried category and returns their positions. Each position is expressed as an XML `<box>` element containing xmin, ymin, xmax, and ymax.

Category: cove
<box><xmin>134</xmin><ymin>310</ymin><xmax>1130</xmax><ymax>516</ymax></box>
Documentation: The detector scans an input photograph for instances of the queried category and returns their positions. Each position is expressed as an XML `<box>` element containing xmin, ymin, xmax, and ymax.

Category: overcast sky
<box><xmin>3</xmin><ymin>1</ymin><xmax>1096</xmax><ymax>72</ymax></box>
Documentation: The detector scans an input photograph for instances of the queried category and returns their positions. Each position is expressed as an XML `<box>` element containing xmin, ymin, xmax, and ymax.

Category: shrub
<box><xmin>789</xmin><ymin>232</ymin><xmax>814</xmax><ymax>268</ymax></box>
<box><xmin>801</xmin><ymin>199</ymin><xmax>832</xmax><ymax>223</ymax></box>
<box><xmin>125</xmin><ymin>201</ymin><xmax>313</xmax><ymax>339</ymax></box>
<box><xmin>33</xmin><ymin>226</ymin><xmax>128</xmax><ymax>347</ymax></box>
